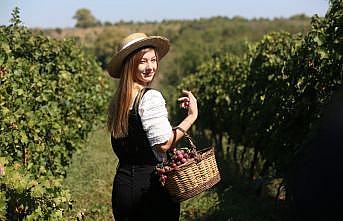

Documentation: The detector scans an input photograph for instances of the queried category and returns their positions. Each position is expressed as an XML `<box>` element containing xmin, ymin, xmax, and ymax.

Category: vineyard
<box><xmin>0</xmin><ymin>8</ymin><xmax>110</xmax><ymax>220</ymax></box>
<box><xmin>1</xmin><ymin>1</ymin><xmax>343</xmax><ymax>220</ymax></box>
<box><xmin>176</xmin><ymin>0</ymin><xmax>343</xmax><ymax>217</ymax></box>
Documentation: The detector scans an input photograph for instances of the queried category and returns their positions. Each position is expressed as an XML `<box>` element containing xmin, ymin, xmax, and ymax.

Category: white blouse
<box><xmin>134</xmin><ymin>89</ymin><xmax>172</xmax><ymax>161</ymax></box>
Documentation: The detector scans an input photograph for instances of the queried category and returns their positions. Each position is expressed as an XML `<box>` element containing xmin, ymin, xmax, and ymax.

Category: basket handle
<box><xmin>173</xmin><ymin>126</ymin><xmax>197</xmax><ymax>151</ymax></box>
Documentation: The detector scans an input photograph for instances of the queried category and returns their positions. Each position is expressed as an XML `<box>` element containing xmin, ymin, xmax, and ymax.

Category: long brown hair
<box><xmin>108</xmin><ymin>47</ymin><xmax>158</xmax><ymax>138</ymax></box>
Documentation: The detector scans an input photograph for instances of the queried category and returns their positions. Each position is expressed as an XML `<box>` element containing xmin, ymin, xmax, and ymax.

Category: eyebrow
<box><xmin>141</xmin><ymin>56</ymin><xmax>157</xmax><ymax>60</ymax></box>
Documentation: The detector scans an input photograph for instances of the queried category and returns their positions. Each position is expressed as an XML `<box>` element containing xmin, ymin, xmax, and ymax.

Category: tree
<box><xmin>72</xmin><ymin>8</ymin><xmax>99</xmax><ymax>28</ymax></box>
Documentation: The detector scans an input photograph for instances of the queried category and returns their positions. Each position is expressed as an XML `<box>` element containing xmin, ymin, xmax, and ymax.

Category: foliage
<box><xmin>1</xmin><ymin>157</ymin><xmax>72</xmax><ymax>220</ymax></box>
<box><xmin>0</xmin><ymin>8</ymin><xmax>110</xmax><ymax>219</ymax></box>
<box><xmin>73</xmin><ymin>8</ymin><xmax>100</xmax><ymax>28</ymax></box>
<box><xmin>178</xmin><ymin>0</ymin><xmax>343</xmax><ymax>211</ymax></box>
<box><xmin>44</xmin><ymin>14</ymin><xmax>312</xmax><ymax>88</ymax></box>
<box><xmin>85</xmin><ymin>29</ymin><xmax>125</xmax><ymax>69</ymax></box>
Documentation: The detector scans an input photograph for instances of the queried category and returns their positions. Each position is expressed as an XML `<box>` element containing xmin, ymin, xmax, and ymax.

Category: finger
<box><xmin>183</xmin><ymin>90</ymin><xmax>196</xmax><ymax>99</ymax></box>
<box><xmin>182</xmin><ymin>90</ymin><xmax>192</xmax><ymax>95</ymax></box>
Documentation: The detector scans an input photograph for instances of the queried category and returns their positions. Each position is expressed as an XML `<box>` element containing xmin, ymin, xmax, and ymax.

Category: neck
<box><xmin>133</xmin><ymin>82</ymin><xmax>145</xmax><ymax>91</ymax></box>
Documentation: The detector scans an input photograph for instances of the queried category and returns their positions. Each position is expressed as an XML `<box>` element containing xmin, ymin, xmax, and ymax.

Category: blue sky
<box><xmin>1</xmin><ymin>0</ymin><xmax>329</xmax><ymax>28</ymax></box>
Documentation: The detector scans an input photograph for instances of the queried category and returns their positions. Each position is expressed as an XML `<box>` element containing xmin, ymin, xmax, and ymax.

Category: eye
<box><xmin>139</xmin><ymin>60</ymin><xmax>146</xmax><ymax>64</ymax></box>
<box><xmin>151</xmin><ymin>58</ymin><xmax>157</xmax><ymax>63</ymax></box>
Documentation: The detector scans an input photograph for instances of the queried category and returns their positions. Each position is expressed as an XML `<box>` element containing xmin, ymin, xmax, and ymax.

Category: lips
<box><xmin>143</xmin><ymin>72</ymin><xmax>154</xmax><ymax>77</ymax></box>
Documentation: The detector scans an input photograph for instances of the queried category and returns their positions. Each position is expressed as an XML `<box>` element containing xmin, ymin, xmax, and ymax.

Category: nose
<box><xmin>146</xmin><ymin>61</ymin><xmax>153</xmax><ymax>71</ymax></box>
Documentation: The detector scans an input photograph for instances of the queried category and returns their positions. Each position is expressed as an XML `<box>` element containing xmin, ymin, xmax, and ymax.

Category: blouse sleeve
<box><xmin>138</xmin><ymin>89</ymin><xmax>172</xmax><ymax>147</ymax></box>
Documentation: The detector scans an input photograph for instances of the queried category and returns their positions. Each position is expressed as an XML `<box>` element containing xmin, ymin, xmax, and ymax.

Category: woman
<box><xmin>107</xmin><ymin>33</ymin><xmax>198</xmax><ymax>221</ymax></box>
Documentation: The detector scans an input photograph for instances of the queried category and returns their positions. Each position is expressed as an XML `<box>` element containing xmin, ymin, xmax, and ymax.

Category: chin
<box><xmin>142</xmin><ymin>77</ymin><xmax>154</xmax><ymax>83</ymax></box>
<box><xmin>138</xmin><ymin>74</ymin><xmax>154</xmax><ymax>85</ymax></box>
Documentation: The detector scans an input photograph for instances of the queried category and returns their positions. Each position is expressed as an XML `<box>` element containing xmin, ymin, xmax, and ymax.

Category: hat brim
<box><xmin>107</xmin><ymin>36</ymin><xmax>170</xmax><ymax>78</ymax></box>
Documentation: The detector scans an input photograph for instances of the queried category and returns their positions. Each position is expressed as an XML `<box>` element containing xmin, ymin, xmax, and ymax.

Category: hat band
<box><xmin>120</xmin><ymin>36</ymin><xmax>147</xmax><ymax>51</ymax></box>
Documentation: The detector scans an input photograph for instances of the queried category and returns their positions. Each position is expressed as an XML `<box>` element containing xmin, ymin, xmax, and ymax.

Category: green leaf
<box><xmin>20</xmin><ymin>131</ymin><xmax>28</xmax><ymax>144</ymax></box>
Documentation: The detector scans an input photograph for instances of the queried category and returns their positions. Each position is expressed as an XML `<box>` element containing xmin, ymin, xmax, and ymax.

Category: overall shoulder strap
<box><xmin>133</xmin><ymin>87</ymin><xmax>151</xmax><ymax>116</ymax></box>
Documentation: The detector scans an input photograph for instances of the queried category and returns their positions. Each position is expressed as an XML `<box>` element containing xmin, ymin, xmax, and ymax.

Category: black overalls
<box><xmin>111</xmin><ymin>88</ymin><xmax>180</xmax><ymax>221</ymax></box>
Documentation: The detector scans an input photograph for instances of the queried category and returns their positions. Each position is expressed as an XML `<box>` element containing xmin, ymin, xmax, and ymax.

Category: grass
<box><xmin>64</xmin><ymin>127</ymin><xmax>117</xmax><ymax>220</ymax></box>
<box><xmin>64</xmin><ymin>127</ymin><xmax>286</xmax><ymax>220</ymax></box>
<box><xmin>179</xmin><ymin>158</ymin><xmax>286</xmax><ymax>221</ymax></box>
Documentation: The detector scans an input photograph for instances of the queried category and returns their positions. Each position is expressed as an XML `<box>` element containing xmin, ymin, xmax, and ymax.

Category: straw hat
<box><xmin>107</xmin><ymin>32</ymin><xmax>170</xmax><ymax>78</ymax></box>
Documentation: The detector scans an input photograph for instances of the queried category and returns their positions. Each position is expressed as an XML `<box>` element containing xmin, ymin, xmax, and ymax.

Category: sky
<box><xmin>1</xmin><ymin>0</ymin><xmax>330</xmax><ymax>28</ymax></box>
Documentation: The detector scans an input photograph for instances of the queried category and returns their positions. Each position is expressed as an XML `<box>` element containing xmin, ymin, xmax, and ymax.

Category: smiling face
<box><xmin>135</xmin><ymin>48</ymin><xmax>158</xmax><ymax>86</ymax></box>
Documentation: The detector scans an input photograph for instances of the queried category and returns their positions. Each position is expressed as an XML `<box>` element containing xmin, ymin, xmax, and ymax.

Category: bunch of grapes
<box><xmin>156</xmin><ymin>147</ymin><xmax>196</xmax><ymax>185</ymax></box>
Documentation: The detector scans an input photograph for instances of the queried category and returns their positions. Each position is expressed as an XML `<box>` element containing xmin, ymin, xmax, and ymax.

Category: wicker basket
<box><xmin>164</xmin><ymin>128</ymin><xmax>221</xmax><ymax>202</ymax></box>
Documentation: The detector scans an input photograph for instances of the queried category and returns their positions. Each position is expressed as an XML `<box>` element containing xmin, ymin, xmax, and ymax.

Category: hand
<box><xmin>178</xmin><ymin>90</ymin><xmax>198</xmax><ymax>119</ymax></box>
